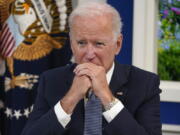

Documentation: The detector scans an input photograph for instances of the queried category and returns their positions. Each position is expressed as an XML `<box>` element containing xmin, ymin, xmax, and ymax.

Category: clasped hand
<box><xmin>61</xmin><ymin>63</ymin><xmax>114</xmax><ymax>114</ymax></box>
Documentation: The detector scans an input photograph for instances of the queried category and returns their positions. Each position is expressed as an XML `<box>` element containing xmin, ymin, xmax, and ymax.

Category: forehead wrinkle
<box><xmin>71</xmin><ymin>16</ymin><xmax>114</xmax><ymax>41</ymax></box>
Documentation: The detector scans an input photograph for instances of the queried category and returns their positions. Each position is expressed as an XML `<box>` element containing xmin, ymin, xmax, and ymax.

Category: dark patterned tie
<box><xmin>84</xmin><ymin>93</ymin><xmax>102</xmax><ymax>135</ymax></box>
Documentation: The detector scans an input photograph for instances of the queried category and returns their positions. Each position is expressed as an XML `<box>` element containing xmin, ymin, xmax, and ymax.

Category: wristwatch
<box><xmin>104</xmin><ymin>97</ymin><xmax>119</xmax><ymax>111</ymax></box>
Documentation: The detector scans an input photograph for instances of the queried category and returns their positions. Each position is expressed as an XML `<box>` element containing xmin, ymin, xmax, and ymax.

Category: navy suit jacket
<box><xmin>21</xmin><ymin>61</ymin><xmax>162</xmax><ymax>135</ymax></box>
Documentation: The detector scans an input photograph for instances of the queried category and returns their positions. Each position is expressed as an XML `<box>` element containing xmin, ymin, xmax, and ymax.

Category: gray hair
<box><xmin>68</xmin><ymin>1</ymin><xmax>123</xmax><ymax>40</ymax></box>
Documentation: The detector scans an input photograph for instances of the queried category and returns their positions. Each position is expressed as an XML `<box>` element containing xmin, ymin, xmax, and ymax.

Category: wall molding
<box><xmin>160</xmin><ymin>81</ymin><xmax>180</xmax><ymax>102</ymax></box>
<box><xmin>162</xmin><ymin>124</ymin><xmax>180</xmax><ymax>132</ymax></box>
<box><xmin>133</xmin><ymin>0</ymin><xmax>158</xmax><ymax>72</ymax></box>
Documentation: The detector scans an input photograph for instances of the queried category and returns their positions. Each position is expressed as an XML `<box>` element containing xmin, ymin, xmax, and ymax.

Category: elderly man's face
<box><xmin>70</xmin><ymin>15</ymin><xmax>122</xmax><ymax>72</ymax></box>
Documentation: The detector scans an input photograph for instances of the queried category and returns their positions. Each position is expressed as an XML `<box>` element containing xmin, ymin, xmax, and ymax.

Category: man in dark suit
<box><xmin>21</xmin><ymin>1</ymin><xmax>162</xmax><ymax>135</ymax></box>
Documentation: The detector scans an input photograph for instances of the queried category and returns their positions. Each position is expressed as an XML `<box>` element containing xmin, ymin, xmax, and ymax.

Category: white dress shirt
<box><xmin>54</xmin><ymin>63</ymin><xmax>124</xmax><ymax>128</ymax></box>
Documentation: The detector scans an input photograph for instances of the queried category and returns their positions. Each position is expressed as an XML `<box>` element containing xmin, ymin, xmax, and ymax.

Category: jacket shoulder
<box><xmin>128</xmin><ymin>65</ymin><xmax>161</xmax><ymax>95</ymax></box>
<box><xmin>130</xmin><ymin>65</ymin><xmax>159</xmax><ymax>79</ymax></box>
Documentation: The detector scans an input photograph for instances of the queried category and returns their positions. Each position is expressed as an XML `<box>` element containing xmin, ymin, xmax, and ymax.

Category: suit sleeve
<box><xmin>103</xmin><ymin>75</ymin><xmax>162</xmax><ymax>135</ymax></box>
<box><xmin>21</xmin><ymin>73</ymin><xmax>65</xmax><ymax>135</ymax></box>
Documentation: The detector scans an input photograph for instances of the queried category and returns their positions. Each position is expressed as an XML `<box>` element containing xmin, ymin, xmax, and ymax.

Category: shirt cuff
<box><xmin>54</xmin><ymin>101</ymin><xmax>71</xmax><ymax>128</ymax></box>
<box><xmin>103</xmin><ymin>99</ymin><xmax>124</xmax><ymax>123</ymax></box>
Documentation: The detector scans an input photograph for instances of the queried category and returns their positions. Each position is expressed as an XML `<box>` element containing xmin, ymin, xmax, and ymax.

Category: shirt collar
<box><xmin>106</xmin><ymin>62</ymin><xmax>115</xmax><ymax>85</ymax></box>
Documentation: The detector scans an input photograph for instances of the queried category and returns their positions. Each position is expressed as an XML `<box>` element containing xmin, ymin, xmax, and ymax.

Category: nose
<box><xmin>85</xmin><ymin>44</ymin><xmax>96</xmax><ymax>61</ymax></box>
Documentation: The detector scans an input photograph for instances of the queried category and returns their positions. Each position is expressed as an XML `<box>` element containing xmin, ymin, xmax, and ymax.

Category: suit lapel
<box><xmin>109</xmin><ymin>60</ymin><xmax>131</xmax><ymax>101</ymax></box>
<box><xmin>102</xmin><ymin>61</ymin><xmax>131</xmax><ymax>129</ymax></box>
